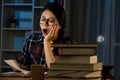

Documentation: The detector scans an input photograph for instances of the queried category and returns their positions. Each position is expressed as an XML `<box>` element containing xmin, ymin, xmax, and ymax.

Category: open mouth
<box><xmin>43</xmin><ymin>29</ymin><xmax>48</xmax><ymax>35</ymax></box>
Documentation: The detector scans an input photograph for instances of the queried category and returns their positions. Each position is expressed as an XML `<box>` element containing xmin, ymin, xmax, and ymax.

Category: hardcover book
<box><xmin>4</xmin><ymin>60</ymin><xmax>30</xmax><ymax>75</ymax></box>
<box><xmin>51</xmin><ymin>43</ymin><xmax>97</xmax><ymax>48</ymax></box>
<box><xmin>50</xmin><ymin>62</ymin><xmax>102</xmax><ymax>71</ymax></box>
<box><xmin>0</xmin><ymin>72</ymin><xmax>30</xmax><ymax>77</ymax></box>
<box><xmin>52</xmin><ymin>43</ymin><xmax>97</xmax><ymax>55</ymax></box>
<box><xmin>55</xmin><ymin>55</ymin><xmax>98</xmax><ymax>64</ymax></box>
<box><xmin>47</xmin><ymin>70</ymin><xmax>102</xmax><ymax>78</ymax></box>
<box><xmin>58</xmin><ymin>48</ymin><xmax>96</xmax><ymax>55</ymax></box>
<box><xmin>46</xmin><ymin>77</ymin><xmax>102</xmax><ymax>80</ymax></box>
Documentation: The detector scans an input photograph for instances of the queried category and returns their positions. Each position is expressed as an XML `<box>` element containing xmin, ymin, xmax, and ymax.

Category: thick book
<box><xmin>50</xmin><ymin>62</ymin><xmax>102</xmax><ymax>71</ymax></box>
<box><xmin>55</xmin><ymin>55</ymin><xmax>98</xmax><ymax>64</ymax></box>
<box><xmin>51</xmin><ymin>43</ymin><xmax>97</xmax><ymax>48</ymax></box>
<box><xmin>4</xmin><ymin>60</ymin><xmax>30</xmax><ymax>75</ymax></box>
<box><xmin>0</xmin><ymin>72</ymin><xmax>30</xmax><ymax>77</ymax></box>
<box><xmin>58</xmin><ymin>48</ymin><xmax>96</xmax><ymax>55</ymax></box>
<box><xmin>0</xmin><ymin>77</ymin><xmax>31</xmax><ymax>80</ymax></box>
<box><xmin>46</xmin><ymin>77</ymin><xmax>102</xmax><ymax>80</ymax></box>
<box><xmin>47</xmin><ymin>70</ymin><xmax>102</xmax><ymax>78</ymax></box>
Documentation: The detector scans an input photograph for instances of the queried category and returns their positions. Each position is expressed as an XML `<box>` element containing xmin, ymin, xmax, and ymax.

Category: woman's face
<box><xmin>39</xmin><ymin>9</ymin><xmax>58</xmax><ymax>37</ymax></box>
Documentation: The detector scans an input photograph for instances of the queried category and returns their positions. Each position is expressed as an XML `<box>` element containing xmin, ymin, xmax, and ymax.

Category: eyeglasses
<box><xmin>40</xmin><ymin>17</ymin><xmax>57</xmax><ymax>26</ymax></box>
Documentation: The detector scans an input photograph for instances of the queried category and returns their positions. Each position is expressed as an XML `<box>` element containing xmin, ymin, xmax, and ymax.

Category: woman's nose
<box><xmin>45</xmin><ymin>19</ymin><xmax>49</xmax><ymax>26</ymax></box>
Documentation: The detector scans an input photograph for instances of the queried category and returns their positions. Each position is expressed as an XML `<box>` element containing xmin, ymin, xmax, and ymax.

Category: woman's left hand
<box><xmin>44</xmin><ymin>24</ymin><xmax>61</xmax><ymax>42</ymax></box>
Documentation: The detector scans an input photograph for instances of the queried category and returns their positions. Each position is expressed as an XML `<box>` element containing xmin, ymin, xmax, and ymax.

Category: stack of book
<box><xmin>46</xmin><ymin>43</ymin><xmax>103</xmax><ymax>80</ymax></box>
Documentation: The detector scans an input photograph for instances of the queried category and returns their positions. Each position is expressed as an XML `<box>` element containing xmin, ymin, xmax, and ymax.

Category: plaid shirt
<box><xmin>17</xmin><ymin>32</ymin><xmax>72</xmax><ymax>70</ymax></box>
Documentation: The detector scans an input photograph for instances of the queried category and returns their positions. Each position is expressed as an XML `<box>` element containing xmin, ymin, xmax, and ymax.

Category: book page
<box><xmin>1</xmin><ymin>71</ymin><xmax>28</xmax><ymax>76</ymax></box>
<box><xmin>4</xmin><ymin>59</ymin><xmax>30</xmax><ymax>74</ymax></box>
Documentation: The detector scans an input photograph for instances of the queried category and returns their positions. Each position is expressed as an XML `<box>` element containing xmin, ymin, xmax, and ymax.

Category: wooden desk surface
<box><xmin>0</xmin><ymin>75</ymin><xmax>31</xmax><ymax>80</ymax></box>
<box><xmin>0</xmin><ymin>71</ymin><xmax>31</xmax><ymax>80</ymax></box>
<box><xmin>0</xmin><ymin>77</ymin><xmax>31</xmax><ymax>80</ymax></box>
<box><xmin>0</xmin><ymin>65</ymin><xmax>45</xmax><ymax>80</ymax></box>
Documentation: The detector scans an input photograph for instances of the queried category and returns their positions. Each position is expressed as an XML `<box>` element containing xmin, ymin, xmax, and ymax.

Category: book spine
<box><xmin>59</xmin><ymin>48</ymin><xmax>64</xmax><ymax>55</ymax></box>
<box><xmin>58</xmin><ymin>48</ymin><xmax>96</xmax><ymax>55</ymax></box>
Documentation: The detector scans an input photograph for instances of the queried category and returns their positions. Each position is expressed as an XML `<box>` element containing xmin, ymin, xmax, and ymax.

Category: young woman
<box><xmin>16</xmin><ymin>2</ymin><xmax>72</xmax><ymax>71</ymax></box>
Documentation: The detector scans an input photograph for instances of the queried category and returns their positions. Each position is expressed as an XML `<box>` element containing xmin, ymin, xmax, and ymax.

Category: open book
<box><xmin>4</xmin><ymin>59</ymin><xmax>31</xmax><ymax>75</ymax></box>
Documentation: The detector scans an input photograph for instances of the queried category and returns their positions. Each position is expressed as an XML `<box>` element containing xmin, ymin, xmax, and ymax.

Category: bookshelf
<box><xmin>0</xmin><ymin>0</ymin><xmax>48</xmax><ymax>73</ymax></box>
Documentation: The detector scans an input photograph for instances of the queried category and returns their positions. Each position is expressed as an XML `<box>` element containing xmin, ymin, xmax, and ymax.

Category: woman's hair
<box><xmin>40</xmin><ymin>2</ymin><xmax>66</xmax><ymax>42</ymax></box>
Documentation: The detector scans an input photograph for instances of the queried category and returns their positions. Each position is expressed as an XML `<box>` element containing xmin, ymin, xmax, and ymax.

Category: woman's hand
<box><xmin>44</xmin><ymin>24</ymin><xmax>61</xmax><ymax>42</ymax></box>
<box><xmin>19</xmin><ymin>63</ymin><xmax>28</xmax><ymax>70</ymax></box>
<box><xmin>12</xmin><ymin>63</ymin><xmax>28</xmax><ymax>72</ymax></box>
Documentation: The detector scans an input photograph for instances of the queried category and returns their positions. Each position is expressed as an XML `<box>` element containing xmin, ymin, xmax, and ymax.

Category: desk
<box><xmin>0</xmin><ymin>65</ymin><xmax>45</xmax><ymax>80</ymax></box>
<box><xmin>0</xmin><ymin>75</ymin><xmax>31</xmax><ymax>80</ymax></box>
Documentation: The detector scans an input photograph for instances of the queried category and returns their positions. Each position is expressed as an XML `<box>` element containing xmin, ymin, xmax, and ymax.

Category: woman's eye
<box><xmin>49</xmin><ymin>20</ymin><xmax>55</xmax><ymax>23</ymax></box>
<box><xmin>41</xmin><ymin>18</ymin><xmax>46</xmax><ymax>21</ymax></box>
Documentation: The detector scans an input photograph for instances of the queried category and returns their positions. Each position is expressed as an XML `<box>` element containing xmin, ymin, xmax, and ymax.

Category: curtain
<box><xmin>65</xmin><ymin>0</ymin><xmax>119</xmax><ymax>79</ymax></box>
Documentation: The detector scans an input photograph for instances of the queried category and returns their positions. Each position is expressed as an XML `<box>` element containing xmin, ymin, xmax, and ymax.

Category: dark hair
<box><xmin>40</xmin><ymin>2</ymin><xmax>66</xmax><ymax>42</ymax></box>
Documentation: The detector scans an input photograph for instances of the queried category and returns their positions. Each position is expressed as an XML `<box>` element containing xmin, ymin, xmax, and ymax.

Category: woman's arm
<box><xmin>44</xmin><ymin>40</ymin><xmax>55</xmax><ymax>68</ymax></box>
<box><xmin>44</xmin><ymin>24</ymin><xmax>60</xmax><ymax>68</ymax></box>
